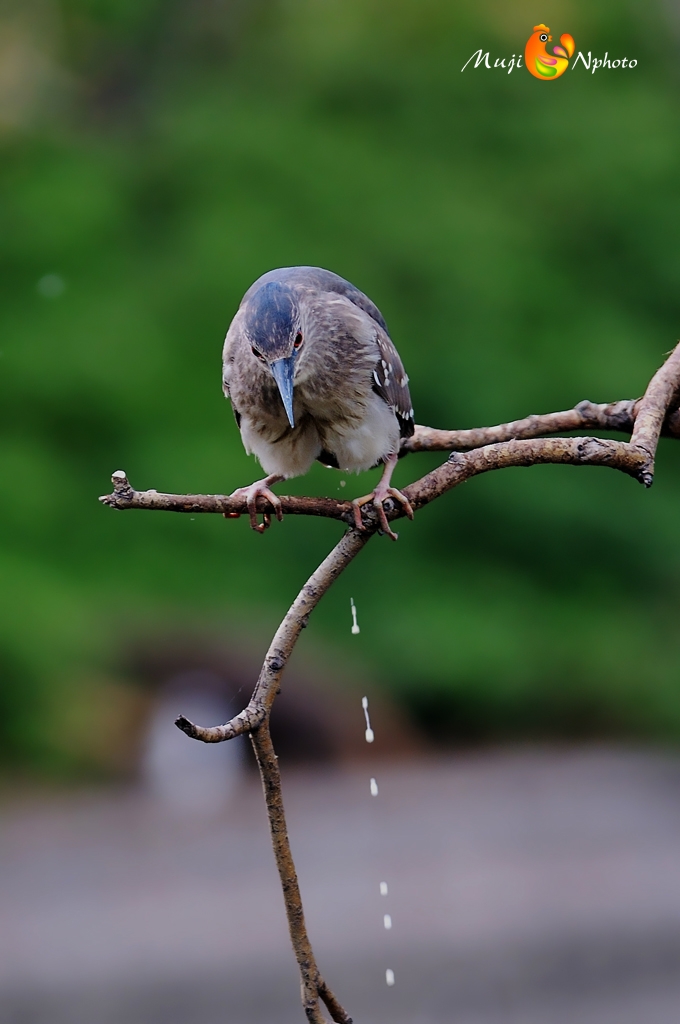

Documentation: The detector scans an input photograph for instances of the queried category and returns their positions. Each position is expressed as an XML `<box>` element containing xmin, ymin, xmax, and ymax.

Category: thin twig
<box><xmin>100</xmin><ymin>470</ymin><xmax>351</xmax><ymax>522</ymax></box>
<box><xmin>177</xmin><ymin>529</ymin><xmax>369</xmax><ymax>743</ymax></box>
<box><xmin>403</xmin><ymin>435</ymin><xmax>644</xmax><ymax>513</ymax></box>
<box><xmin>250</xmin><ymin>722</ymin><xmax>353</xmax><ymax>1024</ymax></box>
<box><xmin>177</xmin><ymin>528</ymin><xmax>367</xmax><ymax>1023</ymax></box>
<box><xmin>401</xmin><ymin>398</ymin><xmax>641</xmax><ymax>452</ymax></box>
<box><xmin>101</xmin><ymin>342</ymin><xmax>680</xmax><ymax>1023</ymax></box>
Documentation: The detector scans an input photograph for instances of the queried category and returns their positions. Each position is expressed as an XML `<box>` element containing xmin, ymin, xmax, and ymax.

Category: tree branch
<box><xmin>99</xmin><ymin>349</ymin><xmax>680</xmax><ymax>528</ymax></box>
<box><xmin>176</xmin><ymin>529</ymin><xmax>369</xmax><ymax>743</ymax></box>
<box><xmin>101</xmin><ymin>342</ymin><xmax>680</xmax><ymax>1022</ymax></box>
<box><xmin>100</xmin><ymin>470</ymin><xmax>352</xmax><ymax>523</ymax></box>
<box><xmin>176</xmin><ymin>528</ymin><xmax>368</xmax><ymax>1024</ymax></box>
<box><xmin>404</xmin><ymin>435</ymin><xmax>643</xmax><ymax>515</ymax></box>
<box><xmin>629</xmin><ymin>346</ymin><xmax>680</xmax><ymax>484</ymax></box>
<box><xmin>250</xmin><ymin>722</ymin><xmax>354</xmax><ymax>1024</ymax></box>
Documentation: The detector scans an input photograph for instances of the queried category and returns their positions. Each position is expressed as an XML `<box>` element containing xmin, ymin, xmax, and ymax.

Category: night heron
<box><xmin>222</xmin><ymin>266</ymin><xmax>414</xmax><ymax>539</ymax></box>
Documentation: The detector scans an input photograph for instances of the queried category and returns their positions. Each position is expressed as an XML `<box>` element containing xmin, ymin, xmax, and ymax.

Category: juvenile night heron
<box><xmin>222</xmin><ymin>266</ymin><xmax>415</xmax><ymax>539</ymax></box>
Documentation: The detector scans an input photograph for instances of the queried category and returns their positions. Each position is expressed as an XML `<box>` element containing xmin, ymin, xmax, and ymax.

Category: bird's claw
<box><xmin>227</xmin><ymin>482</ymin><xmax>283</xmax><ymax>533</ymax></box>
<box><xmin>351</xmin><ymin>487</ymin><xmax>413</xmax><ymax>541</ymax></box>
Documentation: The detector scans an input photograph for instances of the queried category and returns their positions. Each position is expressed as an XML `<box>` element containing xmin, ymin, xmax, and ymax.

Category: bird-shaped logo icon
<box><xmin>525</xmin><ymin>24</ymin><xmax>575</xmax><ymax>80</ymax></box>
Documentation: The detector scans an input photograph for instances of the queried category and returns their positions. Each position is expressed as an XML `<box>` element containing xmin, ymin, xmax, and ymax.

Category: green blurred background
<box><xmin>2</xmin><ymin>0</ymin><xmax>680</xmax><ymax>776</ymax></box>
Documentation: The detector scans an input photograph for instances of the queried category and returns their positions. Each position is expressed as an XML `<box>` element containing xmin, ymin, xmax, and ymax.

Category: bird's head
<box><xmin>243</xmin><ymin>281</ymin><xmax>304</xmax><ymax>428</ymax></box>
<box><xmin>530</xmin><ymin>23</ymin><xmax>552</xmax><ymax>45</ymax></box>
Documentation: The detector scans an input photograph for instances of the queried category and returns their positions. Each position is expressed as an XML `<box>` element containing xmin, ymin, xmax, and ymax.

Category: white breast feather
<box><xmin>319</xmin><ymin>392</ymin><xmax>399</xmax><ymax>473</ymax></box>
<box><xmin>239</xmin><ymin>415</ymin><xmax>322</xmax><ymax>478</ymax></box>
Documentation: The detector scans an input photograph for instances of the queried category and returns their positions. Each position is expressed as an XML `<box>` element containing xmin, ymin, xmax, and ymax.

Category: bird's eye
<box><xmin>540</xmin><ymin>33</ymin><xmax>548</xmax><ymax>41</ymax></box>
<box><xmin>252</xmin><ymin>346</ymin><xmax>265</xmax><ymax>361</ymax></box>
<box><xmin>293</xmin><ymin>332</ymin><xmax>303</xmax><ymax>349</ymax></box>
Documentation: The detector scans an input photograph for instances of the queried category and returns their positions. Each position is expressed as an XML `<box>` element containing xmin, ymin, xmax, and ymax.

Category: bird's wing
<box><xmin>222</xmin><ymin>316</ymin><xmax>243</xmax><ymax>429</ymax></box>
<box><xmin>371</xmin><ymin>324</ymin><xmax>415</xmax><ymax>440</ymax></box>
<box><xmin>296</xmin><ymin>268</ymin><xmax>414</xmax><ymax>439</ymax></box>
<box><xmin>222</xmin><ymin>375</ymin><xmax>242</xmax><ymax>429</ymax></box>
<box><xmin>306</xmin><ymin>268</ymin><xmax>390</xmax><ymax>334</ymax></box>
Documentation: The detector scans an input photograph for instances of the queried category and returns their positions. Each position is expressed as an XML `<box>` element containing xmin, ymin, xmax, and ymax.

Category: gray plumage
<box><xmin>223</xmin><ymin>267</ymin><xmax>414</xmax><ymax>485</ymax></box>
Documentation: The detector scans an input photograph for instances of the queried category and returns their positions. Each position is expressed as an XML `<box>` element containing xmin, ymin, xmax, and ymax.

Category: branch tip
<box><xmin>174</xmin><ymin>714</ymin><xmax>196</xmax><ymax>736</ymax></box>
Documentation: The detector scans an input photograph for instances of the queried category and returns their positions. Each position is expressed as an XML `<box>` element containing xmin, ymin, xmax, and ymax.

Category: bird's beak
<box><xmin>270</xmin><ymin>355</ymin><xmax>296</xmax><ymax>428</ymax></box>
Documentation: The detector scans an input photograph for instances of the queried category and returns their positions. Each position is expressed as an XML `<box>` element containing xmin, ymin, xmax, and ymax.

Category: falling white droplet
<box><xmin>386</xmin><ymin>969</ymin><xmax>395</xmax><ymax>987</ymax></box>
<box><xmin>361</xmin><ymin>695</ymin><xmax>374</xmax><ymax>742</ymax></box>
<box><xmin>339</xmin><ymin>480</ymin><xmax>346</xmax><ymax>488</ymax></box>
<box><xmin>350</xmin><ymin>598</ymin><xmax>360</xmax><ymax>634</ymax></box>
<box><xmin>383</xmin><ymin>914</ymin><xmax>392</xmax><ymax>930</ymax></box>
<box><xmin>370</xmin><ymin>777</ymin><xmax>378</xmax><ymax>797</ymax></box>
<box><xmin>380</xmin><ymin>881</ymin><xmax>388</xmax><ymax>896</ymax></box>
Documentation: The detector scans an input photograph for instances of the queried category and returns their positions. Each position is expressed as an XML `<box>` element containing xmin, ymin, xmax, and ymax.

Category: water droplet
<box><xmin>37</xmin><ymin>274</ymin><xmax>65</xmax><ymax>298</ymax></box>
<box><xmin>362</xmin><ymin>695</ymin><xmax>374</xmax><ymax>741</ymax></box>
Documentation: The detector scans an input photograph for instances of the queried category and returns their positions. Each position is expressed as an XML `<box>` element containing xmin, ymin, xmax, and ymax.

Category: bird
<box><xmin>524</xmin><ymin>24</ymin><xmax>575</xmax><ymax>80</ymax></box>
<box><xmin>222</xmin><ymin>266</ymin><xmax>415</xmax><ymax>539</ymax></box>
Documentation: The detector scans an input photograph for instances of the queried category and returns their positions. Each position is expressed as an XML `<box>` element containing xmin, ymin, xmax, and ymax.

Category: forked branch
<box><xmin>101</xmin><ymin>343</ymin><xmax>680</xmax><ymax>1023</ymax></box>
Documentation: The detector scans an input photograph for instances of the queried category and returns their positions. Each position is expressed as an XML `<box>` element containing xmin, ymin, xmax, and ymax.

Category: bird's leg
<box><xmin>351</xmin><ymin>452</ymin><xmax>414</xmax><ymax>540</ymax></box>
<box><xmin>226</xmin><ymin>473</ymin><xmax>285</xmax><ymax>533</ymax></box>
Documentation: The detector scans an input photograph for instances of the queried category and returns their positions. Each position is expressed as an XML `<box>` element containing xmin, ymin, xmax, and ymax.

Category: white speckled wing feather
<box><xmin>370</xmin><ymin>324</ymin><xmax>415</xmax><ymax>439</ymax></box>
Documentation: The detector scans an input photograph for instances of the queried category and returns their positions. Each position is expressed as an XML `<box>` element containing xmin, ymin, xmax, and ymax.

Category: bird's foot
<box><xmin>351</xmin><ymin>485</ymin><xmax>414</xmax><ymax>541</ymax></box>
<box><xmin>225</xmin><ymin>475</ymin><xmax>284</xmax><ymax>533</ymax></box>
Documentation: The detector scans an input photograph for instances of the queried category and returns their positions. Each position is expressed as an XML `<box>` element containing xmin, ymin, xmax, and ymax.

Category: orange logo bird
<box><xmin>525</xmin><ymin>24</ymin><xmax>575</xmax><ymax>80</ymax></box>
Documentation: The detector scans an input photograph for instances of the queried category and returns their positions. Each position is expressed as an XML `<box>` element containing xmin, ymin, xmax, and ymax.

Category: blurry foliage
<box><xmin>1</xmin><ymin>0</ymin><xmax>680</xmax><ymax>772</ymax></box>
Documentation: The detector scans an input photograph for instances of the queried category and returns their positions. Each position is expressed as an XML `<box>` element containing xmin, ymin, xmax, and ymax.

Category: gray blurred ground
<box><xmin>1</xmin><ymin>747</ymin><xmax>680</xmax><ymax>1023</ymax></box>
